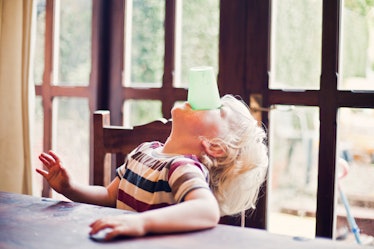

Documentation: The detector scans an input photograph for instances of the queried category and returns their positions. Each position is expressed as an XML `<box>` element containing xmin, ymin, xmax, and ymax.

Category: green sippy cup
<box><xmin>187</xmin><ymin>66</ymin><xmax>221</xmax><ymax>110</ymax></box>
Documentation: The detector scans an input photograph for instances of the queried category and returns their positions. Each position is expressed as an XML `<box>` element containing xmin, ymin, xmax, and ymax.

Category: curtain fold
<box><xmin>0</xmin><ymin>0</ymin><xmax>35</xmax><ymax>194</ymax></box>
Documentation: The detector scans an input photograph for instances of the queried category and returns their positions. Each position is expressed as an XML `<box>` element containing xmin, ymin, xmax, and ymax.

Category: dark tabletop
<box><xmin>0</xmin><ymin>191</ymin><xmax>364</xmax><ymax>249</ymax></box>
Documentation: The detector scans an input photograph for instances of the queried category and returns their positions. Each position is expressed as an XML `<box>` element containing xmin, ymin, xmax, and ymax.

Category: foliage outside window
<box><xmin>129</xmin><ymin>0</ymin><xmax>165</xmax><ymax>85</ymax></box>
<box><xmin>340</xmin><ymin>1</ymin><xmax>374</xmax><ymax>90</ymax></box>
<box><xmin>270</xmin><ymin>0</ymin><xmax>322</xmax><ymax>90</ymax></box>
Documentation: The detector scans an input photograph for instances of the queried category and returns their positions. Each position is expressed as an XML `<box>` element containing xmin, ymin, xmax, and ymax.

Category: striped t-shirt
<box><xmin>116</xmin><ymin>141</ymin><xmax>210</xmax><ymax>212</ymax></box>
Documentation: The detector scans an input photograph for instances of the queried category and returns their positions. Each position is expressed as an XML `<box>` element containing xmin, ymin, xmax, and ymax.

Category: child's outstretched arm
<box><xmin>89</xmin><ymin>187</ymin><xmax>220</xmax><ymax>240</ymax></box>
<box><xmin>36</xmin><ymin>150</ymin><xmax>118</xmax><ymax>207</ymax></box>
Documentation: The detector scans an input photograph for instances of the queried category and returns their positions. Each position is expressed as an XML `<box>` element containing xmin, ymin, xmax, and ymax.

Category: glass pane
<box><xmin>336</xmin><ymin>108</ymin><xmax>374</xmax><ymax>243</ymax></box>
<box><xmin>123</xmin><ymin>100</ymin><xmax>162</xmax><ymax>127</ymax></box>
<box><xmin>128</xmin><ymin>0</ymin><xmax>165</xmax><ymax>85</ymax></box>
<box><xmin>34</xmin><ymin>0</ymin><xmax>46</xmax><ymax>85</ymax></box>
<box><xmin>177</xmin><ymin>0</ymin><xmax>219</xmax><ymax>88</ymax></box>
<box><xmin>268</xmin><ymin>105</ymin><xmax>320</xmax><ymax>239</ymax></box>
<box><xmin>270</xmin><ymin>0</ymin><xmax>322</xmax><ymax>90</ymax></box>
<box><xmin>57</xmin><ymin>0</ymin><xmax>92</xmax><ymax>85</ymax></box>
<box><xmin>52</xmin><ymin>97</ymin><xmax>90</xmax><ymax>199</ymax></box>
<box><xmin>340</xmin><ymin>1</ymin><xmax>374</xmax><ymax>90</ymax></box>
<box><xmin>32</xmin><ymin>96</ymin><xmax>44</xmax><ymax>196</ymax></box>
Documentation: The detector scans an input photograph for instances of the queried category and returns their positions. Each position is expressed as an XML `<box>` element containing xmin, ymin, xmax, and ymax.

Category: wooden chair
<box><xmin>92</xmin><ymin>110</ymin><xmax>172</xmax><ymax>186</ymax></box>
<box><xmin>92</xmin><ymin>110</ymin><xmax>247</xmax><ymax>227</ymax></box>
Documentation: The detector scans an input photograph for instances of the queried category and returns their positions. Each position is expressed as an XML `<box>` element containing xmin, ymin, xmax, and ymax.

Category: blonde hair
<box><xmin>199</xmin><ymin>94</ymin><xmax>268</xmax><ymax>216</ymax></box>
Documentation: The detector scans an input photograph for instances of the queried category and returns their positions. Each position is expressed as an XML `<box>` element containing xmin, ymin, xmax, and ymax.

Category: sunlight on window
<box><xmin>52</xmin><ymin>97</ymin><xmax>89</xmax><ymax>200</ymax></box>
<box><xmin>123</xmin><ymin>100</ymin><xmax>162</xmax><ymax>127</ymax></box>
<box><xmin>34</xmin><ymin>0</ymin><xmax>46</xmax><ymax>85</ymax></box>
<box><xmin>57</xmin><ymin>0</ymin><xmax>92</xmax><ymax>85</ymax></box>
<box><xmin>268</xmin><ymin>105</ymin><xmax>319</xmax><ymax>239</ymax></box>
<box><xmin>177</xmin><ymin>0</ymin><xmax>219</xmax><ymax>88</ymax></box>
<box><xmin>270</xmin><ymin>0</ymin><xmax>322</xmax><ymax>90</ymax></box>
<box><xmin>32</xmin><ymin>97</ymin><xmax>44</xmax><ymax>196</ymax></box>
<box><xmin>127</xmin><ymin>0</ymin><xmax>165</xmax><ymax>85</ymax></box>
<box><xmin>340</xmin><ymin>1</ymin><xmax>374</xmax><ymax>90</ymax></box>
<box><xmin>336</xmin><ymin>108</ymin><xmax>374</xmax><ymax>244</ymax></box>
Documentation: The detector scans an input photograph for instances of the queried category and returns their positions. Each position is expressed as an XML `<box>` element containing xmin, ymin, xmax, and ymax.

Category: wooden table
<box><xmin>0</xmin><ymin>191</ymin><xmax>364</xmax><ymax>249</ymax></box>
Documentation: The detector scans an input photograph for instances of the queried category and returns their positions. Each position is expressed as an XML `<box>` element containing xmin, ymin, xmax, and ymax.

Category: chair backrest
<box><xmin>92</xmin><ymin>110</ymin><xmax>172</xmax><ymax>186</ymax></box>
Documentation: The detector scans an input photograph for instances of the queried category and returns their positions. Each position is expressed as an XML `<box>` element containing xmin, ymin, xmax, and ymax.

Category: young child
<box><xmin>37</xmin><ymin>94</ymin><xmax>268</xmax><ymax>240</ymax></box>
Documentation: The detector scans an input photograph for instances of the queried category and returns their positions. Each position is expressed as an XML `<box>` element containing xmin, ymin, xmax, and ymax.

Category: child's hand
<box><xmin>89</xmin><ymin>214</ymin><xmax>146</xmax><ymax>240</ymax></box>
<box><xmin>36</xmin><ymin>150</ymin><xmax>71</xmax><ymax>194</ymax></box>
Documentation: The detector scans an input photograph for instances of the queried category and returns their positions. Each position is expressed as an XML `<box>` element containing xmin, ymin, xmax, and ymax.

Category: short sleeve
<box><xmin>168</xmin><ymin>158</ymin><xmax>210</xmax><ymax>203</ymax></box>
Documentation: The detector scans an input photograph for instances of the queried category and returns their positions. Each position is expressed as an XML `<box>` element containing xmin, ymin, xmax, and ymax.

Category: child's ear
<box><xmin>201</xmin><ymin>140</ymin><xmax>226</xmax><ymax>158</ymax></box>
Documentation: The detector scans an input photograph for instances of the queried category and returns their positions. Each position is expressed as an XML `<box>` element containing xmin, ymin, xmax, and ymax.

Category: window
<box><xmin>270</xmin><ymin>0</ymin><xmax>322</xmax><ymax>90</ymax></box>
<box><xmin>33</xmin><ymin>0</ymin><xmax>92</xmax><ymax>198</ymax></box>
<box><xmin>268</xmin><ymin>105</ymin><xmax>319</xmax><ymax>239</ymax></box>
<box><xmin>268</xmin><ymin>0</ymin><xmax>323</xmax><ymax>238</ymax></box>
<box><xmin>122</xmin><ymin>0</ymin><xmax>220</xmax><ymax>127</ymax></box>
<box><xmin>266</xmin><ymin>0</ymin><xmax>374</xmax><ymax>241</ymax></box>
<box><xmin>340</xmin><ymin>1</ymin><xmax>374</xmax><ymax>90</ymax></box>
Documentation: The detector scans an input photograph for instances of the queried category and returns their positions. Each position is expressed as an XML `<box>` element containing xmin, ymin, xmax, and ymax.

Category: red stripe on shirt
<box><xmin>117</xmin><ymin>189</ymin><xmax>170</xmax><ymax>212</ymax></box>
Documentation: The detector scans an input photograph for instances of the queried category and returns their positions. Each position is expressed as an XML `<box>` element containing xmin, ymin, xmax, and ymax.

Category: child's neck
<box><xmin>162</xmin><ymin>134</ymin><xmax>202</xmax><ymax>156</ymax></box>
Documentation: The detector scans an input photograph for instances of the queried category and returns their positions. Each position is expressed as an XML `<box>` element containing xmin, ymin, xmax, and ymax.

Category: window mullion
<box><xmin>162</xmin><ymin>0</ymin><xmax>177</xmax><ymax>118</ymax></box>
<box><xmin>316</xmin><ymin>0</ymin><xmax>341</xmax><ymax>239</ymax></box>
<box><xmin>163</xmin><ymin>0</ymin><xmax>176</xmax><ymax>88</ymax></box>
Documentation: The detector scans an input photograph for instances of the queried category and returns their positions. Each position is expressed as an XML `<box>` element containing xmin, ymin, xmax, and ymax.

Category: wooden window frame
<box><xmin>102</xmin><ymin>0</ymin><xmax>187</xmax><ymax>126</ymax></box>
<box><xmin>36</xmin><ymin>0</ymin><xmax>94</xmax><ymax>197</ymax></box>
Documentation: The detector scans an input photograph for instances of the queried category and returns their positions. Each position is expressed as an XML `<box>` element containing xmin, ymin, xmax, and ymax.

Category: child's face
<box><xmin>171</xmin><ymin>102</ymin><xmax>230</xmax><ymax>139</ymax></box>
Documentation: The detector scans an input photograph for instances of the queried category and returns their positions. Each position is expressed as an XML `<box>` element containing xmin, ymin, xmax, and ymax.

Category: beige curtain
<box><xmin>0</xmin><ymin>0</ymin><xmax>35</xmax><ymax>194</ymax></box>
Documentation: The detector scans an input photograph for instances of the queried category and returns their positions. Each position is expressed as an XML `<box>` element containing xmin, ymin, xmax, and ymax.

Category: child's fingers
<box><xmin>38</xmin><ymin>154</ymin><xmax>54</xmax><ymax>168</ymax></box>
<box><xmin>89</xmin><ymin>220</ymin><xmax>104</xmax><ymax>235</ymax></box>
<box><xmin>35</xmin><ymin>168</ymin><xmax>48</xmax><ymax>177</ymax></box>
<box><xmin>89</xmin><ymin>219</ymin><xmax>101</xmax><ymax>230</ymax></box>
<box><xmin>39</xmin><ymin>152</ymin><xmax>55</xmax><ymax>163</ymax></box>
<box><xmin>48</xmin><ymin>150</ymin><xmax>62</xmax><ymax>164</ymax></box>
<box><xmin>38</xmin><ymin>155</ymin><xmax>50</xmax><ymax>167</ymax></box>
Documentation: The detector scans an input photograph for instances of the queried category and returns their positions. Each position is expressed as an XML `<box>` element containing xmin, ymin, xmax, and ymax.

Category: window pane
<box><xmin>123</xmin><ymin>100</ymin><xmax>162</xmax><ymax>127</ymax></box>
<box><xmin>34</xmin><ymin>0</ymin><xmax>46</xmax><ymax>85</ymax></box>
<box><xmin>270</xmin><ymin>0</ymin><xmax>322</xmax><ymax>90</ymax></box>
<box><xmin>336</xmin><ymin>108</ymin><xmax>374</xmax><ymax>242</ymax></box>
<box><xmin>268</xmin><ymin>105</ymin><xmax>319</xmax><ymax>239</ymax></box>
<box><xmin>177</xmin><ymin>0</ymin><xmax>219</xmax><ymax>88</ymax></box>
<box><xmin>340</xmin><ymin>2</ymin><xmax>374</xmax><ymax>90</ymax></box>
<box><xmin>52</xmin><ymin>97</ymin><xmax>89</xmax><ymax>199</ymax></box>
<box><xmin>57</xmin><ymin>0</ymin><xmax>92</xmax><ymax>85</ymax></box>
<box><xmin>127</xmin><ymin>0</ymin><xmax>165</xmax><ymax>85</ymax></box>
<box><xmin>32</xmin><ymin>96</ymin><xmax>44</xmax><ymax>196</ymax></box>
